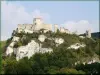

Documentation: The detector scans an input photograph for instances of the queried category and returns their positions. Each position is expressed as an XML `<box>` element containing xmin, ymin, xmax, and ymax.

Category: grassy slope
<box><xmin>0</xmin><ymin>41</ymin><xmax>6</xmax><ymax>48</ymax></box>
<box><xmin>0</xmin><ymin>41</ymin><xmax>7</xmax><ymax>74</ymax></box>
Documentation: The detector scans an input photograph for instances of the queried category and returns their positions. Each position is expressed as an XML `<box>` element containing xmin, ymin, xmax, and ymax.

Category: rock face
<box><xmin>55</xmin><ymin>38</ymin><xmax>64</xmax><ymax>44</ymax></box>
<box><xmin>6</xmin><ymin>35</ymin><xmax>54</xmax><ymax>61</ymax></box>
<box><xmin>9</xmin><ymin>42</ymin><xmax>16</xmax><ymax>47</ymax></box>
<box><xmin>38</xmin><ymin>35</ymin><xmax>46</xmax><ymax>42</ymax></box>
<box><xmin>40</xmin><ymin>48</ymin><xmax>53</xmax><ymax>53</ymax></box>
<box><xmin>6</xmin><ymin>34</ymin><xmax>65</xmax><ymax>61</ymax></box>
<box><xmin>6</xmin><ymin>46</ymin><xmax>13</xmax><ymax>56</ymax></box>
<box><xmin>6</xmin><ymin>42</ymin><xmax>16</xmax><ymax>56</ymax></box>
<box><xmin>6</xmin><ymin>36</ymin><xmax>20</xmax><ymax>56</ymax></box>
<box><xmin>75</xmin><ymin>57</ymin><xmax>100</xmax><ymax>65</ymax></box>
<box><xmin>67</xmin><ymin>43</ymin><xmax>86</xmax><ymax>50</ymax></box>
<box><xmin>15</xmin><ymin>40</ymin><xmax>40</xmax><ymax>61</ymax></box>
<box><xmin>14</xmin><ymin>40</ymin><xmax>53</xmax><ymax>61</ymax></box>
<box><xmin>12</xmin><ymin>36</ymin><xmax>20</xmax><ymax>42</ymax></box>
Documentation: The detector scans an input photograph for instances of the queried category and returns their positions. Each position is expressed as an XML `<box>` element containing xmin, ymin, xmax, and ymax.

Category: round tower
<box><xmin>54</xmin><ymin>24</ymin><xmax>59</xmax><ymax>33</ymax></box>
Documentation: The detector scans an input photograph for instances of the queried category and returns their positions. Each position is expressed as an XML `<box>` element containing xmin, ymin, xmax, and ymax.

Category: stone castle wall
<box><xmin>17</xmin><ymin>24</ymin><xmax>35</xmax><ymax>33</ymax></box>
<box><xmin>17</xmin><ymin>18</ymin><xmax>52</xmax><ymax>33</ymax></box>
<box><xmin>43</xmin><ymin>24</ymin><xmax>52</xmax><ymax>31</ymax></box>
<box><xmin>17</xmin><ymin>18</ymin><xmax>71</xmax><ymax>34</ymax></box>
<box><xmin>60</xmin><ymin>27</ymin><xmax>65</xmax><ymax>33</ymax></box>
<box><xmin>60</xmin><ymin>27</ymin><xmax>70</xmax><ymax>34</ymax></box>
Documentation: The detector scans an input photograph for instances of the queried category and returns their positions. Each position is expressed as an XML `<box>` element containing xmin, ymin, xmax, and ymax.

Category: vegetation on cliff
<box><xmin>0</xmin><ymin>31</ymin><xmax>100</xmax><ymax>74</ymax></box>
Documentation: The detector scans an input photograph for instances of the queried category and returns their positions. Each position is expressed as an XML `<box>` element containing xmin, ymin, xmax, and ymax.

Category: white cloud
<box><xmin>61</xmin><ymin>20</ymin><xmax>99</xmax><ymax>34</ymax></box>
<box><xmin>1</xmin><ymin>1</ymin><xmax>51</xmax><ymax>41</ymax></box>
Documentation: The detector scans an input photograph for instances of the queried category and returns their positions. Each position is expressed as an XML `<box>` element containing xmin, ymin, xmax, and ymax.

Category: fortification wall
<box><xmin>65</xmin><ymin>29</ymin><xmax>70</xmax><ymax>34</ymax></box>
<box><xmin>18</xmin><ymin>24</ymin><xmax>26</xmax><ymax>29</ymax></box>
<box><xmin>17</xmin><ymin>18</ymin><xmax>53</xmax><ymax>33</ymax></box>
<box><xmin>60</xmin><ymin>27</ymin><xmax>65</xmax><ymax>33</ymax></box>
<box><xmin>60</xmin><ymin>27</ymin><xmax>70</xmax><ymax>34</ymax></box>
<box><xmin>43</xmin><ymin>24</ymin><xmax>52</xmax><ymax>31</ymax></box>
<box><xmin>25</xmin><ymin>24</ymin><xmax>33</xmax><ymax>30</ymax></box>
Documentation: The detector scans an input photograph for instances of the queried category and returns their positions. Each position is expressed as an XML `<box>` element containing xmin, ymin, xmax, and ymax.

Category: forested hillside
<box><xmin>0</xmin><ymin>31</ymin><xmax>100</xmax><ymax>74</ymax></box>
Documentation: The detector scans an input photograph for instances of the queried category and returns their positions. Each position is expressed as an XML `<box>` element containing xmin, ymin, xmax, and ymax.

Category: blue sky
<box><xmin>9</xmin><ymin>1</ymin><xmax>99</xmax><ymax>23</ymax></box>
<box><xmin>1</xmin><ymin>1</ymin><xmax>99</xmax><ymax>40</ymax></box>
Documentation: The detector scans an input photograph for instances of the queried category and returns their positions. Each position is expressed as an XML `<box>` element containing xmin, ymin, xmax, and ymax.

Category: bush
<box><xmin>59</xmin><ymin>68</ymin><xmax>85</xmax><ymax>74</ymax></box>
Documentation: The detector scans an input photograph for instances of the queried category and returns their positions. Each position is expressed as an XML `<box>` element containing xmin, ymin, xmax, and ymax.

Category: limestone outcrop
<box><xmin>15</xmin><ymin>40</ymin><xmax>53</xmax><ymax>61</ymax></box>
<box><xmin>6</xmin><ymin>34</ymin><xmax>66</xmax><ymax>61</ymax></box>
<box><xmin>55</xmin><ymin>38</ymin><xmax>64</xmax><ymax>44</ymax></box>
<box><xmin>6</xmin><ymin>36</ymin><xmax>20</xmax><ymax>56</ymax></box>
<box><xmin>38</xmin><ymin>35</ymin><xmax>47</xmax><ymax>42</ymax></box>
<box><xmin>67</xmin><ymin>43</ymin><xmax>86</xmax><ymax>50</ymax></box>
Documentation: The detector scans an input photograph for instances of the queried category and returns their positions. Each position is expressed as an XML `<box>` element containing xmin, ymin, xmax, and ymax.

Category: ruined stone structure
<box><xmin>54</xmin><ymin>24</ymin><xmax>59</xmax><ymax>33</ymax></box>
<box><xmin>86</xmin><ymin>30</ymin><xmax>91</xmax><ymax>38</ymax></box>
<box><xmin>17</xmin><ymin>18</ymin><xmax>72</xmax><ymax>34</ymax></box>
<box><xmin>60</xmin><ymin>27</ymin><xmax>70</xmax><ymax>34</ymax></box>
<box><xmin>17</xmin><ymin>24</ymin><xmax>34</xmax><ymax>33</ymax></box>
<box><xmin>54</xmin><ymin>24</ymin><xmax>70</xmax><ymax>34</ymax></box>
<box><xmin>17</xmin><ymin>18</ymin><xmax>52</xmax><ymax>33</ymax></box>
<box><xmin>60</xmin><ymin>27</ymin><xmax>65</xmax><ymax>33</ymax></box>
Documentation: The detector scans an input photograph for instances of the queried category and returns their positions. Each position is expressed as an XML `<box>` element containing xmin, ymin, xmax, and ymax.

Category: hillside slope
<box><xmin>1</xmin><ymin>31</ymin><xmax>100</xmax><ymax>74</ymax></box>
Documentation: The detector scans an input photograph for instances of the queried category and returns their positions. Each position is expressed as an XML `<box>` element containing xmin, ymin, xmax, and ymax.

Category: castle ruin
<box><xmin>17</xmin><ymin>17</ymin><xmax>71</xmax><ymax>34</ymax></box>
<box><xmin>54</xmin><ymin>24</ymin><xmax>59</xmax><ymax>33</ymax></box>
<box><xmin>17</xmin><ymin>17</ymin><xmax>90</xmax><ymax>36</ymax></box>
<box><xmin>60</xmin><ymin>27</ymin><xmax>70</xmax><ymax>34</ymax></box>
<box><xmin>86</xmin><ymin>29</ymin><xmax>91</xmax><ymax>38</ymax></box>
<box><xmin>17</xmin><ymin>18</ymin><xmax>52</xmax><ymax>33</ymax></box>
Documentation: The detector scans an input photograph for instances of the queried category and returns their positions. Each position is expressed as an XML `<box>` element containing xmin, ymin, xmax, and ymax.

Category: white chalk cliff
<box><xmin>6</xmin><ymin>36</ymin><xmax>20</xmax><ymax>56</ymax></box>
<box><xmin>67</xmin><ymin>43</ymin><xmax>86</xmax><ymax>50</ymax></box>
<box><xmin>6</xmin><ymin>35</ymin><xmax>65</xmax><ymax>61</ymax></box>
<box><xmin>38</xmin><ymin>35</ymin><xmax>47</xmax><ymax>42</ymax></box>
<box><xmin>6</xmin><ymin>35</ymin><xmax>88</xmax><ymax>61</ymax></box>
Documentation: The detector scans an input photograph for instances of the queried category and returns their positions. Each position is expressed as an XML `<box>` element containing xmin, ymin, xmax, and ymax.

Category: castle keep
<box><xmin>17</xmin><ymin>18</ymin><xmax>52</xmax><ymax>33</ymax></box>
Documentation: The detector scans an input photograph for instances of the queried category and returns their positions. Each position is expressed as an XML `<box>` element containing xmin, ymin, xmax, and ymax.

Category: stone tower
<box><xmin>33</xmin><ymin>18</ymin><xmax>43</xmax><ymax>31</ymax></box>
<box><xmin>54</xmin><ymin>24</ymin><xmax>59</xmax><ymax>33</ymax></box>
<box><xmin>86</xmin><ymin>29</ymin><xmax>91</xmax><ymax>38</ymax></box>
